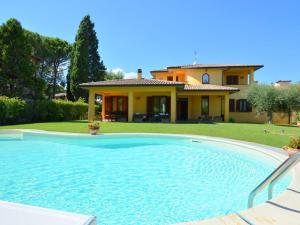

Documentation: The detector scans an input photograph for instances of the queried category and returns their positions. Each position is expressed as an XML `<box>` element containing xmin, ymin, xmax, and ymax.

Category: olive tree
<box><xmin>277</xmin><ymin>84</ymin><xmax>300</xmax><ymax>123</ymax></box>
<box><xmin>246</xmin><ymin>84</ymin><xmax>279</xmax><ymax>124</ymax></box>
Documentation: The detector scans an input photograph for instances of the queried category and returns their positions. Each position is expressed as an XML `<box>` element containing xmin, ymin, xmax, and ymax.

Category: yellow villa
<box><xmin>79</xmin><ymin>63</ymin><xmax>277</xmax><ymax>123</ymax></box>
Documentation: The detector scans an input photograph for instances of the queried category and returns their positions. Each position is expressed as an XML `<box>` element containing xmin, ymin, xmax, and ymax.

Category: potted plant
<box><xmin>283</xmin><ymin>136</ymin><xmax>300</xmax><ymax>156</ymax></box>
<box><xmin>88</xmin><ymin>121</ymin><xmax>100</xmax><ymax>135</ymax></box>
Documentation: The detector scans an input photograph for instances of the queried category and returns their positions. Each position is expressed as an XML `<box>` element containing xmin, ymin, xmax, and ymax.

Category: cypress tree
<box><xmin>66</xmin><ymin>62</ymin><xmax>75</xmax><ymax>101</ymax></box>
<box><xmin>70</xmin><ymin>15</ymin><xmax>106</xmax><ymax>100</ymax></box>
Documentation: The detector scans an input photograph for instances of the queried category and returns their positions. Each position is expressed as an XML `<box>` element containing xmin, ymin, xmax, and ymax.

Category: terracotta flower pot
<box><xmin>89</xmin><ymin>128</ymin><xmax>99</xmax><ymax>135</ymax></box>
<box><xmin>284</xmin><ymin>147</ymin><xmax>299</xmax><ymax>156</ymax></box>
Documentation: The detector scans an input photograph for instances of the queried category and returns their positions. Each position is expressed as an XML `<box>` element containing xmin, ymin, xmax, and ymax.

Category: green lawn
<box><xmin>0</xmin><ymin>121</ymin><xmax>299</xmax><ymax>148</ymax></box>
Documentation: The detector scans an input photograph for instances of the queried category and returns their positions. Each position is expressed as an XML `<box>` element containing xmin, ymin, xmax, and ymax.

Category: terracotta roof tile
<box><xmin>149</xmin><ymin>69</ymin><xmax>168</xmax><ymax>73</ymax></box>
<box><xmin>80</xmin><ymin>79</ymin><xmax>239</xmax><ymax>93</ymax></box>
<box><xmin>79</xmin><ymin>79</ymin><xmax>184</xmax><ymax>87</ymax></box>
<box><xmin>183</xmin><ymin>84</ymin><xmax>239</xmax><ymax>92</ymax></box>
<box><xmin>151</xmin><ymin>64</ymin><xmax>263</xmax><ymax>73</ymax></box>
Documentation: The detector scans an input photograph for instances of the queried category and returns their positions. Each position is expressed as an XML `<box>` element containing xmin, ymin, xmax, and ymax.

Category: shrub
<box><xmin>88</xmin><ymin>121</ymin><xmax>100</xmax><ymax>129</ymax></box>
<box><xmin>228</xmin><ymin>117</ymin><xmax>235</xmax><ymax>123</ymax></box>
<box><xmin>0</xmin><ymin>96</ymin><xmax>26</xmax><ymax>125</ymax></box>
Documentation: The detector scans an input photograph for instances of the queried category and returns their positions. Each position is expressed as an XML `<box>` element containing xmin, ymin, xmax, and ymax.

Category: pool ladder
<box><xmin>248</xmin><ymin>152</ymin><xmax>300</xmax><ymax>208</ymax></box>
<box><xmin>226</xmin><ymin>210</ymin><xmax>254</xmax><ymax>225</ymax></box>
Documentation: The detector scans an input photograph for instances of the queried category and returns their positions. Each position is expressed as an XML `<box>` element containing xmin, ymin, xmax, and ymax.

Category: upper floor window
<box><xmin>202</xmin><ymin>73</ymin><xmax>209</xmax><ymax>84</ymax></box>
<box><xmin>226</xmin><ymin>76</ymin><xmax>239</xmax><ymax>85</ymax></box>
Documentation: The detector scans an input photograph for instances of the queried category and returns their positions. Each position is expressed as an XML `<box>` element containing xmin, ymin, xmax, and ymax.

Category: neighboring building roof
<box><xmin>183</xmin><ymin>84</ymin><xmax>239</xmax><ymax>92</ymax></box>
<box><xmin>54</xmin><ymin>93</ymin><xmax>67</xmax><ymax>97</ymax></box>
<box><xmin>79</xmin><ymin>79</ymin><xmax>184</xmax><ymax>87</ymax></box>
<box><xmin>151</xmin><ymin>64</ymin><xmax>264</xmax><ymax>73</ymax></box>
<box><xmin>30</xmin><ymin>55</ymin><xmax>42</xmax><ymax>62</ymax></box>
<box><xmin>275</xmin><ymin>80</ymin><xmax>291</xmax><ymax>83</ymax></box>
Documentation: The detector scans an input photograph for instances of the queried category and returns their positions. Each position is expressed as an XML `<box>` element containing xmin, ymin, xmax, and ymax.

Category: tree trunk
<box><xmin>267</xmin><ymin>112</ymin><xmax>273</xmax><ymax>124</ymax></box>
<box><xmin>288</xmin><ymin>110</ymin><xmax>291</xmax><ymax>124</ymax></box>
<box><xmin>52</xmin><ymin>65</ymin><xmax>58</xmax><ymax>99</ymax></box>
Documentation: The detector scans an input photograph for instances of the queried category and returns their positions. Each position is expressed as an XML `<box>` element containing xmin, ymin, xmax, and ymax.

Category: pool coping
<box><xmin>0</xmin><ymin>200</ymin><xmax>96</xmax><ymax>225</ymax></box>
<box><xmin>2</xmin><ymin>129</ymin><xmax>300</xmax><ymax>225</ymax></box>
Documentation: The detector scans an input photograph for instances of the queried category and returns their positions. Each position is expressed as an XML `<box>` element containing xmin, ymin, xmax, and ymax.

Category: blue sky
<box><xmin>1</xmin><ymin>0</ymin><xmax>299</xmax><ymax>82</ymax></box>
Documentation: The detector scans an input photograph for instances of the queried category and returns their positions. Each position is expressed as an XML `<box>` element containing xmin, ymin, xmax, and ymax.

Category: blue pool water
<box><xmin>0</xmin><ymin>132</ymin><xmax>290</xmax><ymax>225</ymax></box>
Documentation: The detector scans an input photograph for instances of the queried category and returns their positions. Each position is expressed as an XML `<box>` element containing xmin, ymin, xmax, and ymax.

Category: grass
<box><xmin>0</xmin><ymin>121</ymin><xmax>299</xmax><ymax>147</ymax></box>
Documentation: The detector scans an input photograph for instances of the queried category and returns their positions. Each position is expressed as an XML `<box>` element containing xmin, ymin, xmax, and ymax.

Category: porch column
<box><xmin>170</xmin><ymin>89</ymin><xmax>177</xmax><ymax>123</ymax></box>
<box><xmin>249</xmin><ymin>69</ymin><xmax>254</xmax><ymax>84</ymax></box>
<box><xmin>224</xmin><ymin>93</ymin><xmax>229</xmax><ymax>122</ymax></box>
<box><xmin>128</xmin><ymin>91</ymin><xmax>133</xmax><ymax>122</ymax></box>
<box><xmin>101</xmin><ymin>94</ymin><xmax>105</xmax><ymax>121</ymax></box>
<box><xmin>88</xmin><ymin>89</ymin><xmax>95</xmax><ymax>121</ymax></box>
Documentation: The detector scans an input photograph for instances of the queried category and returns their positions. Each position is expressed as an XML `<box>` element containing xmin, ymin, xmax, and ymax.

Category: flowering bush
<box><xmin>88</xmin><ymin>121</ymin><xmax>100</xmax><ymax>129</ymax></box>
<box><xmin>286</xmin><ymin>136</ymin><xmax>300</xmax><ymax>149</ymax></box>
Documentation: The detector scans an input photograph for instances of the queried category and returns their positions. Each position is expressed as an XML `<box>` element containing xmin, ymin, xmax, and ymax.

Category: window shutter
<box><xmin>236</xmin><ymin>99</ymin><xmax>240</xmax><ymax>112</ymax></box>
<box><xmin>246</xmin><ymin>102</ymin><xmax>252</xmax><ymax>112</ymax></box>
<box><xmin>147</xmin><ymin>97</ymin><xmax>153</xmax><ymax>114</ymax></box>
<box><xmin>105</xmin><ymin>96</ymin><xmax>112</xmax><ymax>114</ymax></box>
<box><xmin>227</xmin><ymin>76</ymin><xmax>239</xmax><ymax>85</ymax></box>
<box><xmin>229</xmin><ymin>99</ymin><xmax>235</xmax><ymax>112</ymax></box>
<box><xmin>123</xmin><ymin>96</ymin><xmax>128</xmax><ymax>112</ymax></box>
<box><xmin>166</xmin><ymin>96</ymin><xmax>171</xmax><ymax>114</ymax></box>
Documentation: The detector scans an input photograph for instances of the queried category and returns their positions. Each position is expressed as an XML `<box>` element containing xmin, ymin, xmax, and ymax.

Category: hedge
<box><xmin>0</xmin><ymin>96</ymin><xmax>88</xmax><ymax>125</ymax></box>
<box><xmin>0</xmin><ymin>96</ymin><xmax>26</xmax><ymax>125</ymax></box>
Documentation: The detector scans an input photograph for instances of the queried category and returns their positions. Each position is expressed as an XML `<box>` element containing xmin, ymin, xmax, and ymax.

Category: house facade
<box><xmin>80</xmin><ymin>64</ymin><xmax>267</xmax><ymax>123</ymax></box>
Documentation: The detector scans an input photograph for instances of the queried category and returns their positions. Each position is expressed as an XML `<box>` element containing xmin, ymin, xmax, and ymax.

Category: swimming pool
<box><xmin>0</xmin><ymin>131</ymin><xmax>290</xmax><ymax>225</ymax></box>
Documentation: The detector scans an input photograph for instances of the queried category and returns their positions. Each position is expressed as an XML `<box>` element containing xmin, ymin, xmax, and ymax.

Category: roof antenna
<box><xmin>193</xmin><ymin>51</ymin><xmax>198</xmax><ymax>65</ymax></box>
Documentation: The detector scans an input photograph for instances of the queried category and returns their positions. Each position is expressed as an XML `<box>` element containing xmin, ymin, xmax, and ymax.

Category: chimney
<box><xmin>137</xmin><ymin>68</ymin><xmax>142</xmax><ymax>80</ymax></box>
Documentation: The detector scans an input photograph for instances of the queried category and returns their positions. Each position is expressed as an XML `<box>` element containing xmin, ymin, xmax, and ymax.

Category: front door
<box><xmin>177</xmin><ymin>98</ymin><xmax>188</xmax><ymax>121</ymax></box>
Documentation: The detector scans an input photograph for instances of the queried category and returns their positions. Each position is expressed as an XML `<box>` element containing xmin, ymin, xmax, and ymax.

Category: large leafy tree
<box><xmin>25</xmin><ymin>31</ymin><xmax>48</xmax><ymax>99</ymax></box>
<box><xmin>26</xmin><ymin>32</ymin><xmax>71</xmax><ymax>99</ymax></box>
<box><xmin>0</xmin><ymin>19</ymin><xmax>36</xmax><ymax>99</ymax></box>
<box><xmin>105</xmin><ymin>70</ymin><xmax>124</xmax><ymax>80</ymax></box>
<box><xmin>69</xmin><ymin>15</ymin><xmax>106</xmax><ymax>100</ymax></box>
<box><xmin>43</xmin><ymin>37</ymin><xmax>71</xmax><ymax>99</ymax></box>
<box><xmin>246</xmin><ymin>84</ymin><xmax>279</xmax><ymax>124</ymax></box>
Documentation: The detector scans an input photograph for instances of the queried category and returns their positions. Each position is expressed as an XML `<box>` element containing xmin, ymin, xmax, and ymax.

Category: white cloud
<box><xmin>124</xmin><ymin>72</ymin><xmax>137</xmax><ymax>79</ymax></box>
<box><xmin>111</xmin><ymin>68</ymin><xmax>137</xmax><ymax>79</ymax></box>
<box><xmin>111</xmin><ymin>68</ymin><xmax>123</xmax><ymax>74</ymax></box>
